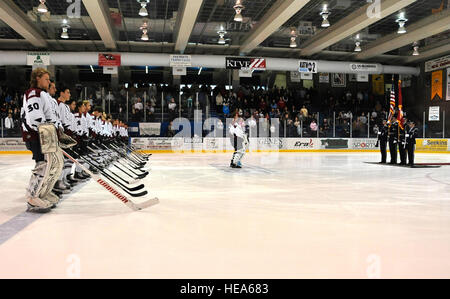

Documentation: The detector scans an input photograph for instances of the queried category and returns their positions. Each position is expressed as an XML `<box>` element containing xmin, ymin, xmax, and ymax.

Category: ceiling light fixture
<box><xmin>217</xmin><ymin>25</ymin><xmax>227</xmax><ymax>45</ymax></box>
<box><xmin>137</xmin><ymin>0</ymin><xmax>150</xmax><ymax>17</ymax></box>
<box><xmin>396</xmin><ymin>12</ymin><xmax>408</xmax><ymax>34</ymax></box>
<box><xmin>412</xmin><ymin>42</ymin><xmax>419</xmax><ymax>56</ymax></box>
<box><xmin>140</xmin><ymin>20</ymin><xmax>149</xmax><ymax>41</ymax></box>
<box><xmin>289</xmin><ymin>27</ymin><xmax>298</xmax><ymax>48</ymax></box>
<box><xmin>354</xmin><ymin>42</ymin><xmax>361</xmax><ymax>52</ymax></box>
<box><xmin>233</xmin><ymin>0</ymin><xmax>245</xmax><ymax>22</ymax></box>
<box><xmin>290</xmin><ymin>37</ymin><xmax>297</xmax><ymax>48</ymax></box>
<box><xmin>141</xmin><ymin>29</ymin><xmax>149</xmax><ymax>41</ymax></box>
<box><xmin>37</xmin><ymin>0</ymin><xmax>48</xmax><ymax>13</ymax></box>
<box><xmin>320</xmin><ymin>4</ymin><xmax>330</xmax><ymax>28</ymax></box>
<box><xmin>61</xmin><ymin>26</ymin><xmax>70</xmax><ymax>39</ymax></box>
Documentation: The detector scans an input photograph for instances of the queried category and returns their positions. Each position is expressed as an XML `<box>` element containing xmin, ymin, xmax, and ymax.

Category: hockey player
<box><xmin>229</xmin><ymin>114</ymin><xmax>249</xmax><ymax>168</ymax></box>
<box><xmin>45</xmin><ymin>81</ymin><xmax>71</xmax><ymax>196</ymax></box>
<box><xmin>22</xmin><ymin>68</ymin><xmax>75</xmax><ymax>213</ymax></box>
<box><xmin>57</xmin><ymin>86</ymin><xmax>79</xmax><ymax>189</ymax></box>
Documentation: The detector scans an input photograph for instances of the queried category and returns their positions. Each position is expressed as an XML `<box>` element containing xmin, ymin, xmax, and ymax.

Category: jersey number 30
<box><xmin>27</xmin><ymin>103</ymin><xmax>40</xmax><ymax>112</ymax></box>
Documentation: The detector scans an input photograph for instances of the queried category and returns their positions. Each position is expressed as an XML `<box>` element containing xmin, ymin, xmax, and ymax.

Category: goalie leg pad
<box><xmin>39</xmin><ymin>149</ymin><xmax>64</xmax><ymax>199</ymax></box>
<box><xmin>26</xmin><ymin>161</ymin><xmax>49</xmax><ymax>199</ymax></box>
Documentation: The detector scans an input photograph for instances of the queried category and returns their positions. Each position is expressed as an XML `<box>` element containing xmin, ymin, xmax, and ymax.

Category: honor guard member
<box><xmin>388</xmin><ymin>115</ymin><xmax>398</xmax><ymax>164</ymax></box>
<box><xmin>398</xmin><ymin>117</ymin><xmax>408</xmax><ymax>165</ymax></box>
<box><xmin>377</xmin><ymin>119</ymin><xmax>388</xmax><ymax>163</ymax></box>
<box><xmin>406</xmin><ymin>120</ymin><xmax>419</xmax><ymax>167</ymax></box>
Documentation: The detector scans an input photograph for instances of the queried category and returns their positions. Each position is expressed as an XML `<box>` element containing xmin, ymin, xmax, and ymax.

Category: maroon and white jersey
<box><xmin>21</xmin><ymin>88</ymin><xmax>57</xmax><ymax>141</ymax></box>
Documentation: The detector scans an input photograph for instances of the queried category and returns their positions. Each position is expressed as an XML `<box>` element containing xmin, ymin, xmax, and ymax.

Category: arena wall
<box><xmin>1</xmin><ymin>138</ymin><xmax>448</xmax><ymax>154</ymax></box>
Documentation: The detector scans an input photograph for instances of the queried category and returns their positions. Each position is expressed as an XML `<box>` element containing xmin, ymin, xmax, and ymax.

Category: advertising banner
<box><xmin>98</xmin><ymin>54</ymin><xmax>121</xmax><ymax>67</ymax></box>
<box><xmin>320</xmin><ymin>138</ymin><xmax>349</xmax><ymax>149</ymax></box>
<box><xmin>332</xmin><ymin>74</ymin><xmax>346</xmax><ymax>87</ymax></box>
<box><xmin>283</xmin><ymin>138</ymin><xmax>319</xmax><ymax>150</ymax></box>
<box><xmin>431</xmin><ymin>70</ymin><xmax>443</xmax><ymax>100</ymax></box>
<box><xmin>357</xmin><ymin>74</ymin><xmax>369</xmax><ymax>82</ymax></box>
<box><xmin>416</xmin><ymin>139</ymin><xmax>448</xmax><ymax>152</ymax></box>
<box><xmin>447</xmin><ymin>68</ymin><xmax>450</xmax><ymax>101</ymax></box>
<box><xmin>429</xmin><ymin>106</ymin><xmax>440</xmax><ymax>121</ymax></box>
<box><xmin>349</xmin><ymin>63</ymin><xmax>379</xmax><ymax>72</ymax></box>
<box><xmin>226</xmin><ymin>57</ymin><xmax>266</xmax><ymax>70</ymax></box>
<box><xmin>372</xmin><ymin>74</ymin><xmax>385</xmax><ymax>95</ymax></box>
<box><xmin>351</xmin><ymin>139</ymin><xmax>378</xmax><ymax>150</ymax></box>
<box><xmin>27</xmin><ymin>52</ymin><xmax>50</xmax><ymax>66</ymax></box>
<box><xmin>425</xmin><ymin>54</ymin><xmax>450</xmax><ymax>72</ymax></box>
<box><xmin>0</xmin><ymin>138</ymin><xmax>27</xmax><ymax>151</ymax></box>
<box><xmin>300</xmin><ymin>72</ymin><xmax>313</xmax><ymax>80</ymax></box>
<box><xmin>172</xmin><ymin>67</ymin><xmax>187</xmax><ymax>76</ymax></box>
<box><xmin>319</xmin><ymin>73</ymin><xmax>329</xmax><ymax>83</ymax></box>
<box><xmin>299</xmin><ymin>60</ymin><xmax>318</xmax><ymax>73</ymax></box>
<box><xmin>290</xmin><ymin>71</ymin><xmax>301</xmax><ymax>83</ymax></box>
<box><xmin>170</xmin><ymin>55</ymin><xmax>192</xmax><ymax>67</ymax></box>
<box><xmin>139</xmin><ymin>123</ymin><xmax>161</xmax><ymax>136</ymax></box>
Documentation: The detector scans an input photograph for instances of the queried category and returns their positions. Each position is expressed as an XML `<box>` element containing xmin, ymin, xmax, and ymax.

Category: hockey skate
<box><xmin>44</xmin><ymin>192</ymin><xmax>60</xmax><ymax>208</ymax></box>
<box><xmin>54</xmin><ymin>180</ymin><xmax>71</xmax><ymax>194</ymax></box>
<box><xmin>27</xmin><ymin>197</ymin><xmax>52</xmax><ymax>213</ymax></box>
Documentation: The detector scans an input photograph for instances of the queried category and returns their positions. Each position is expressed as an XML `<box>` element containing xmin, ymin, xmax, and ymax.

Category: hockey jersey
<box><xmin>21</xmin><ymin>88</ymin><xmax>57</xmax><ymax>141</ymax></box>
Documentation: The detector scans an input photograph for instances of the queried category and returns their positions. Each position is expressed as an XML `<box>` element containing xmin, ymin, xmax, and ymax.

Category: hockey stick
<box><xmin>110</xmin><ymin>143</ymin><xmax>146</xmax><ymax>165</ymax></box>
<box><xmin>115</xmin><ymin>159</ymin><xmax>148</xmax><ymax>176</ymax></box>
<box><xmin>118</xmin><ymin>140</ymin><xmax>151</xmax><ymax>158</ymax></box>
<box><xmin>68</xmin><ymin>149</ymin><xmax>147</xmax><ymax>196</ymax></box>
<box><xmin>95</xmin><ymin>143</ymin><xmax>145</xmax><ymax>168</ymax></box>
<box><xmin>114</xmin><ymin>141</ymin><xmax>149</xmax><ymax>161</ymax></box>
<box><xmin>86</xmin><ymin>146</ymin><xmax>145</xmax><ymax>180</ymax></box>
<box><xmin>62</xmin><ymin>150</ymin><xmax>158</xmax><ymax>211</ymax></box>
<box><xmin>82</xmin><ymin>153</ymin><xmax>141</xmax><ymax>186</ymax></box>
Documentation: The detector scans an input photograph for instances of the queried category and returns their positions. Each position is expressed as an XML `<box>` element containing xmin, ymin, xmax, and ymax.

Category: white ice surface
<box><xmin>0</xmin><ymin>152</ymin><xmax>449</xmax><ymax>278</ymax></box>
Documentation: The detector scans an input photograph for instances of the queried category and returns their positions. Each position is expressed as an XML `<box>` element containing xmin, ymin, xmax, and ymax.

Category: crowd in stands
<box><xmin>0</xmin><ymin>86</ymin><xmax>22</xmax><ymax>137</ymax></box>
<box><xmin>1</xmin><ymin>82</ymin><xmax>411</xmax><ymax>138</ymax></box>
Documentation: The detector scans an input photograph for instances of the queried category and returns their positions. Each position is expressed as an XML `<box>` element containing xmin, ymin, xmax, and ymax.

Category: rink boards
<box><xmin>1</xmin><ymin>137</ymin><xmax>448</xmax><ymax>154</ymax></box>
<box><xmin>129</xmin><ymin>137</ymin><xmax>450</xmax><ymax>154</ymax></box>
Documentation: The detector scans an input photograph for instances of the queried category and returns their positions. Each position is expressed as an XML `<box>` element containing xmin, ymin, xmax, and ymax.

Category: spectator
<box><xmin>134</xmin><ymin>98</ymin><xmax>143</xmax><ymax>111</ymax></box>
<box><xmin>294</xmin><ymin>117</ymin><xmax>301</xmax><ymax>137</ymax></box>
<box><xmin>168</xmin><ymin>98</ymin><xmax>177</xmax><ymax>121</ymax></box>
<box><xmin>310</xmin><ymin>119</ymin><xmax>318</xmax><ymax>132</ymax></box>
<box><xmin>4</xmin><ymin>113</ymin><xmax>14</xmax><ymax>136</ymax></box>
<box><xmin>300</xmin><ymin>105</ymin><xmax>308</xmax><ymax>120</ymax></box>
<box><xmin>216</xmin><ymin>92</ymin><xmax>223</xmax><ymax>112</ymax></box>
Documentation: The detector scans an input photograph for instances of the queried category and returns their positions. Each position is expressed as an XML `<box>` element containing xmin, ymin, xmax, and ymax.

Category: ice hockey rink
<box><xmin>0</xmin><ymin>152</ymin><xmax>449</xmax><ymax>279</ymax></box>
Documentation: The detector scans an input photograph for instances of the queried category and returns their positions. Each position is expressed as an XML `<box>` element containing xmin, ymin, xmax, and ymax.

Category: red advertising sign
<box><xmin>98</xmin><ymin>54</ymin><xmax>121</xmax><ymax>67</ymax></box>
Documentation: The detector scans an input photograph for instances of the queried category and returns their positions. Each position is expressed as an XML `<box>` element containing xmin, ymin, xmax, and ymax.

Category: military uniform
<box><xmin>377</xmin><ymin>124</ymin><xmax>388</xmax><ymax>163</ymax></box>
<box><xmin>388</xmin><ymin>121</ymin><xmax>398</xmax><ymax>164</ymax></box>
<box><xmin>406</xmin><ymin>125</ymin><xmax>418</xmax><ymax>166</ymax></box>
<box><xmin>398</xmin><ymin>124</ymin><xmax>407</xmax><ymax>165</ymax></box>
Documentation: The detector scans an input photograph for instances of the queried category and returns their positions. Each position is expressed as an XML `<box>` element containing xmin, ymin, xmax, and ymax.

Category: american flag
<box><xmin>387</xmin><ymin>83</ymin><xmax>396</xmax><ymax>124</ymax></box>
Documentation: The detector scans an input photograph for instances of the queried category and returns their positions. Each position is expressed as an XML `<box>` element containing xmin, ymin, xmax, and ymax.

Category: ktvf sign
<box><xmin>27</xmin><ymin>52</ymin><xmax>50</xmax><ymax>66</ymax></box>
<box><xmin>226</xmin><ymin>57</ymin><xmax>266</xmax><ymax>70</ymax></box>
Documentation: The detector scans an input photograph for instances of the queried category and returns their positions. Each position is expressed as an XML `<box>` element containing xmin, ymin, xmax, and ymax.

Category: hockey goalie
<box><xmin>21</xmin><ymin>68</ymin><xmax>76</xmax><ymax>213</ymax></box>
